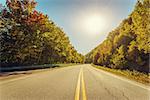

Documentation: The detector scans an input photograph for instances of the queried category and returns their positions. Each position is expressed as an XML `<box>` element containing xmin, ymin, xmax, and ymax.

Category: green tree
<box><xmin>86</xmin><ymin>0</ymin><xmax>149</xmax><ymax>73</ymax></box>
<box><xmin>0</xmin><ymin>0</ymin><xmax>84</xmax><ymax>67</ymax></box>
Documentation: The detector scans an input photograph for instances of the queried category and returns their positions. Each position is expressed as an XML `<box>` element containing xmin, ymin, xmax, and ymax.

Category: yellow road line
<box><xmin>75</xmin><ymin>68</ymin><xmax>82</xmax><ymax>100</ymax></box>
<box><xmin>81</xmin><ymin>70</ymin><xmax>87</xmax><ymax>100</ymax></box>
<box><xmin>75</xmin><ymin>68</ymin><xmax>87</xmax><ymax>100</ymax></box>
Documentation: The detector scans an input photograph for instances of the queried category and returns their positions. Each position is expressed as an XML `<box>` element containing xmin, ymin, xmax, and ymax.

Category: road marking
<box><xmin>81</xmin><ymin>69</ymin><xmax>87</xmax><ymax>100</ymax></box>
<box><xmin>92</xmin><ymin>66</ymin><xmax>150</xmax><ymax>91</ymax></box>
<box><xmin>75</xmin><ymin>68</ymin><xmax>87</xmax><ymax>100</ymax></box>
<box><xmin>75</xmin><ymin>68</ymin><xmax>82</xmax><ymax>100</ymax></box>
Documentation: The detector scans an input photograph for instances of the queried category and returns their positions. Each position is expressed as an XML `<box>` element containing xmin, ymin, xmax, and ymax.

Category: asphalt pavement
<box><xmin>0</xmin><ymin>64</ymin><xmax>149</xmax><ymax>100</ymax></box>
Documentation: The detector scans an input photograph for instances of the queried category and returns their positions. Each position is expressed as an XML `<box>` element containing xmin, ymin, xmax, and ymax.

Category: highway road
<box><xmin>0</xmin><ymin>64</ymin><xmax>150</xmax><ymax>100</ymax></box>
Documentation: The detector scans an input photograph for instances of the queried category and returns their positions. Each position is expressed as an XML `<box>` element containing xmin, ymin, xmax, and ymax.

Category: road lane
<box><xmin>83</xmin><ymin>65</ymin><xmax>150</xmax><ymax>100</ymax></box>
<box><xmin>0</xmin><ymin>64</ymin><xmax>149</xmax><ymax>100</ymax></box>
<box><xmin>0</xmin><ymin>65</ymin><xmax>82</xmax><ymax>100</ymax></box>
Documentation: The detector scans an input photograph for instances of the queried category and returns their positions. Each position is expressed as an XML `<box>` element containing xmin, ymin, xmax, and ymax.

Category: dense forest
<box><xmin>86</xmin><ymin>0</ymin><xmax>150</xmax><ymax>73</ymax></box>
<box><xmin>0</xmin><ymin>0</ymin><xmax>84</xmax><ymax>67</ymax></box>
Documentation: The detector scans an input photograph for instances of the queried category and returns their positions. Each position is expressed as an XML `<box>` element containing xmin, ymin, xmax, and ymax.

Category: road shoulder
<box><xmin>91</xmin><ymin>64</ymin><xmax>150</xmax><ymax>91</ymax></box>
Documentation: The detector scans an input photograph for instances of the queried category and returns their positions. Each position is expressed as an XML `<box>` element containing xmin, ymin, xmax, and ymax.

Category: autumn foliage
<box><xmin>86</xmin><ymin>0</ymin><xmax>150</xmax><ymax>73</ymax></box>
<box><xmin>0</xmin><ymin>0</ymin><xmax>84</xmax><ymax>67</ymax></box>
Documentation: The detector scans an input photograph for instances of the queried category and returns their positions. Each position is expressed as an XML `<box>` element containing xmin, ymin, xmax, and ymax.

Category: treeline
<box><xmin>86</xmin><ymin>0</ymin><xmax>150</xmax><ymax>73</ymax></box>
<box><xmin>0</xmin><ymin>0</ymin><xmax>84</xmax><ymax>67</ymax></box>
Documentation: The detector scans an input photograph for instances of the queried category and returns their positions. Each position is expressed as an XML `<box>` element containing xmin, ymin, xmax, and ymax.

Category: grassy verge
<box><xmin>0</xmin><ymin>63</ymin><xmax>80</xmax><ymax>72</ymax></box>
<box><xmin>92</xmin><ymin>64</ymin><xmax>150</xmax><ymax>85</ymax></box>
<box><xmin>0</xmin><ymin>63</ymin><xmax>80</xmax><ymax>81</ymax></box>
<box><xmin>0</xmin><ymin>63</ymin><xmax>79</xmax><ymax>77</ymax></box>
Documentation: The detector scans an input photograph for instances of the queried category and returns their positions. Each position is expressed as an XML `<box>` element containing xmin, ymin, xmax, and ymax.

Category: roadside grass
<box><xmin>0</xmin><ymin>63</ymin><xmax>80</xmax><ymax>77</ymax></box>
<box><xmin>0</xmin><ymin>63</ymin><xmax>80</xmax><ymax>81</ymax></box>
<box><xmin>0</xmin><ymin>63</ymin><xmax>80</xmax><ymax>73</ymax></box>
<box><xmin>92</xmin><ymin>64</ymin><xmax>150</xmax><ymax>85</ymax></box>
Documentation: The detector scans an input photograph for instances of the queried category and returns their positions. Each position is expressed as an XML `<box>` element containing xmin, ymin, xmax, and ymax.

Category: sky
<box><xmin>0</xmin><ymin>0</ymin><xmax>137</xmax><ymax>55</ymax></box>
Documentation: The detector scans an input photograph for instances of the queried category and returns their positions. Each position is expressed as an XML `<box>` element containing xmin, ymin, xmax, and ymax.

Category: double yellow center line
<box><xmin>75</xmin><ymin>68</ymin><xmax>87</xmax><ymax>100</ymax></box>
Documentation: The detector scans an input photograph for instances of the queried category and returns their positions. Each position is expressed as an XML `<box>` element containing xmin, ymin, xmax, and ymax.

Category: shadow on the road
<box><xmin>0</xmin><ymin>72</ymin><xmax>32</xmax><ymax>77</ymax></box>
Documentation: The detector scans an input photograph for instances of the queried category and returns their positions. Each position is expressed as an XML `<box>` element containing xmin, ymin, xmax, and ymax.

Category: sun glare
<box><xmin>83</xmin><ymin>14</ymin><xmax>107</xmax><ymax>35</ymax></box>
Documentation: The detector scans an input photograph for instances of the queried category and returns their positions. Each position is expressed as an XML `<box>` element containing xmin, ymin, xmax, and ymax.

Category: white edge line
<box><xmin>92</xmin><ymin>66</ymin><xmax>150</xmax><ymax>91</ymax></box>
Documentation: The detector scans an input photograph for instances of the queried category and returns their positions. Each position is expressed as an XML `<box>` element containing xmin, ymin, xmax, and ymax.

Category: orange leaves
<box><xmin>25</xmin><ymin>10</ymin><xmax>46</xmax><ymax>26</ymax></box>
<box><xmin>3</xmin><ymin>0</ymin><xmax>46</xmax><ymax>26</ymax></box>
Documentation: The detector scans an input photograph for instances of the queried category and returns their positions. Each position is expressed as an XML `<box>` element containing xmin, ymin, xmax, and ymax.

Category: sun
<box><xmin>83</xmin><ymin>14</ymin><xmax>107</xmax><ymax>35</ymax></box>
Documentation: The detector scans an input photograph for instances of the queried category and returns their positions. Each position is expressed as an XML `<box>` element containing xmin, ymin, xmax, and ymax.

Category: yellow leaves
<box><xmin>86</xmin><ymin>0</ymin><xmax>149</xmax><ymax>73</ymax></box>
<box><xmin>128</xmin><ymin>40</ymin><xmax>136</xmax><ymax>53</ymax></box>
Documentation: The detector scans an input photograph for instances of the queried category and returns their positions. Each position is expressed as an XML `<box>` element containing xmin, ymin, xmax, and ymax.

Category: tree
<box><xmin>86</xmin><ymin>0</ymin><xmax>149</xmax><ymax>73</ymax></box>
<box><xmin>111</xmin><ymin>46</ymin><xmax>127</xmax><ymax>69</ymax></box>
<box><xmin>0</xmin><ymin>0</ymin><xmax>84</xmax><ymax>67</ymax></box>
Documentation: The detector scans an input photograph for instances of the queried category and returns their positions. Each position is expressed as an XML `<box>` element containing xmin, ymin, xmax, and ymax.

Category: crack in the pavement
<box><xmin>87</xmin><ymin>67</ymin><xmax>119</xmax><ymax>100</ymax></box>
<box><xmin>90</xmin><ymin>67</ymin><xmax>131</xmax><ymax>100</ymax></box>
<box><xmin>104</xmin><ymin>87</ymin><xmax>119</xmax><ymax>100</ymax></box>
<box><xmin>92</xmin><ymin>67</ymin><xmax>131</xmax><ymax>100</ymax></box>
<box><xmin>118</xmin><ymin>89</ymin><xmax>130</xmax><ymax>100</ymax></box>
